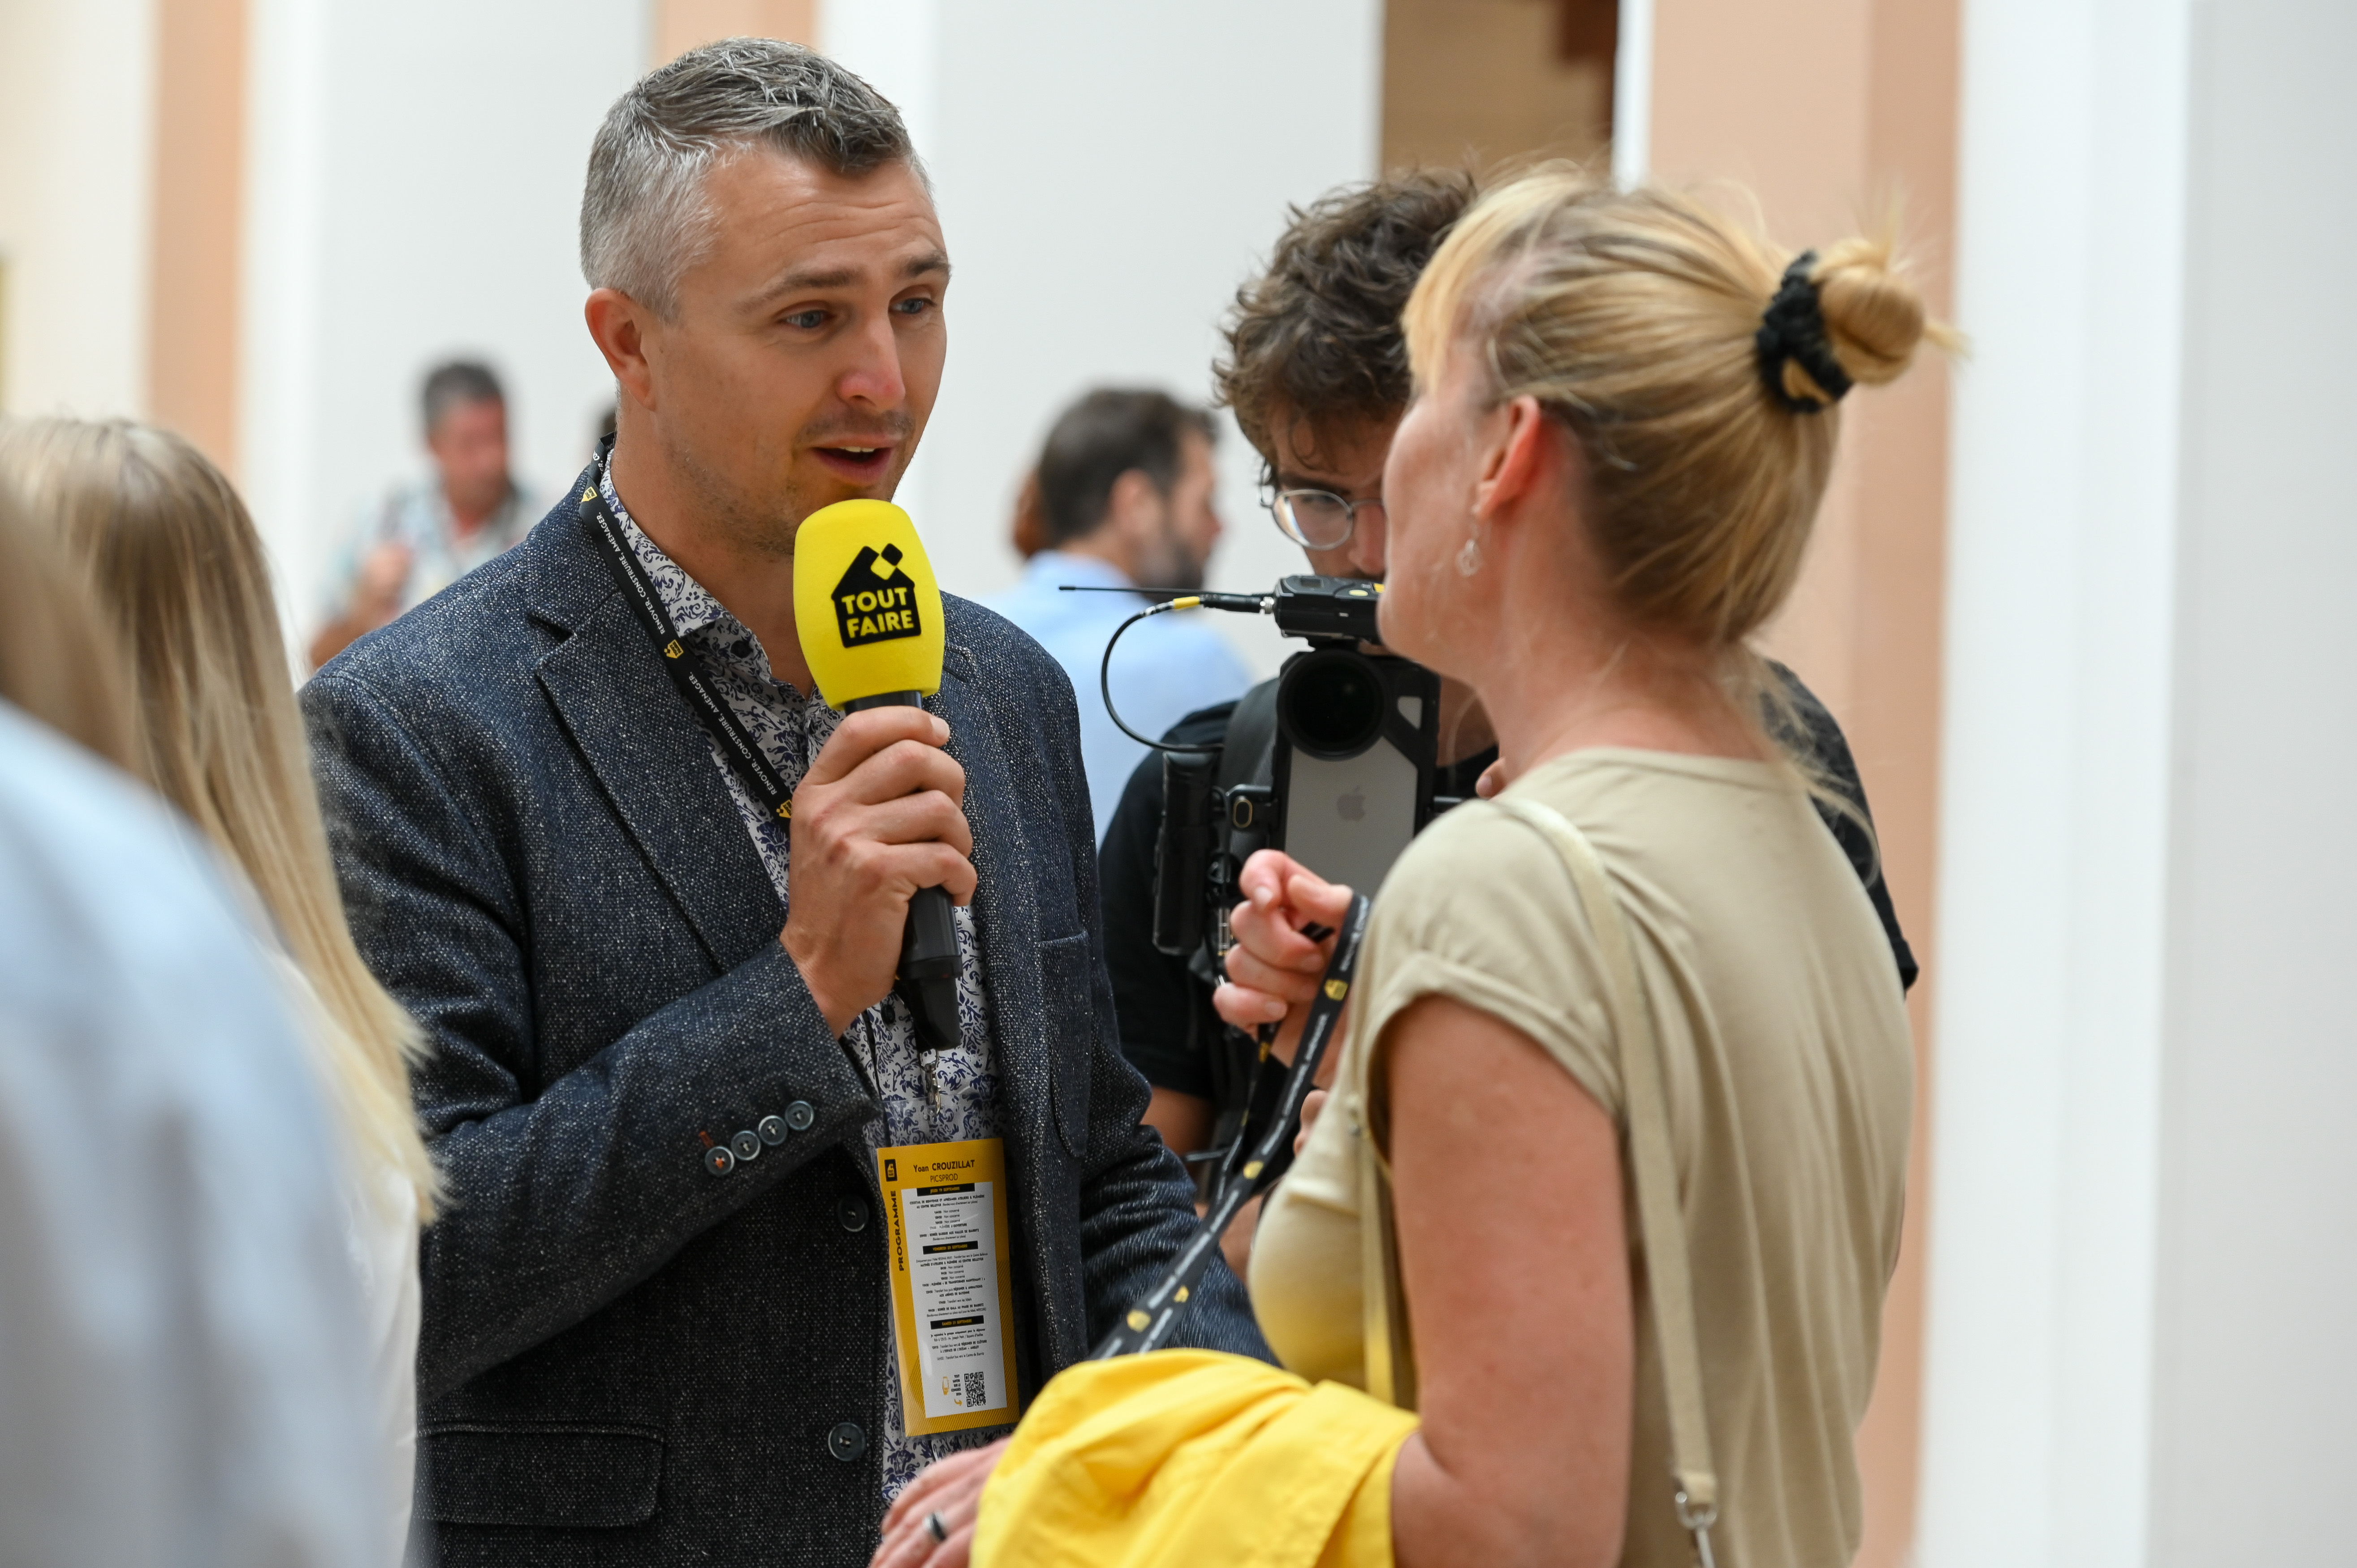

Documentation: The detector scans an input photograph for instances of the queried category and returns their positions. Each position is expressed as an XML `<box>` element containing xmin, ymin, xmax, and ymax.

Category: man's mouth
<box><xmin>813</xmin><ymin>444</ymin><xmax>895</xmax><ymax>482</ymax></box>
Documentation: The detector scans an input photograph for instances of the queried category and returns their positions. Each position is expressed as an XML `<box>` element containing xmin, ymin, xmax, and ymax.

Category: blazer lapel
<box><xmin>528</xmin><ymin>510</ymin><xmax>784</xmax><ymax>972</ymax></box>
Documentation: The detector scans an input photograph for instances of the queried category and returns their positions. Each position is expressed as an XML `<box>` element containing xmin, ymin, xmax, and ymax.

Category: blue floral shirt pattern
<box><xmin>599</xmin><ymin>465</ymin><xmax>1003</xmax><ymax>1500</ymax></box>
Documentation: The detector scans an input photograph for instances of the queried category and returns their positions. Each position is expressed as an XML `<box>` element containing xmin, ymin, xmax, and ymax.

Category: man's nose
<box><xmin>1349</xmin><ymin>509</ymin><xmax>1388</xmax><ymax>577</ymax></box>
<box><xmin>837</xmin><ymin>314</ymin><xmax>908</xmax><ymax>409</ymax></box>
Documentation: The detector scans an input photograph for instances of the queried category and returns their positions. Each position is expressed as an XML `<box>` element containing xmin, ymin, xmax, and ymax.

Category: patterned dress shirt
<box><xmin>599</xmin><ymin>464</ymin><xmax>1002</xmax><ymax>1499</ymax></box>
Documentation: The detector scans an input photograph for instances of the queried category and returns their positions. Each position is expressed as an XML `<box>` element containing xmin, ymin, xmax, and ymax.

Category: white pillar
<box><xmin>1918</xmin><ymin>0</ymin><xmax>2193</xmax><ymax>1563</ymax></box>
<box><xmin>1610</xmin><ymin>0</ymin><xmax>1653</xmax><ymax>185</ymax></box>
<box><xmin>0</xmin><ymin>0</ymin><xmax>159</xmax><ymax>420</ymax></box>
<box><xmin>2145</xmin><ymin>2</ymin><xmax>2357</xmax><ymax>1561</ymax></box>
<box><xmin>1922</xmin><ymin>0</ymin><xmax>2357</xmax><ymax>1562</ymax></box>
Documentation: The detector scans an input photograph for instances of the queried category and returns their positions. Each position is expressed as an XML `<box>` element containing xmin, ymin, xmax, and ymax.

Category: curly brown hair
<box><xmin>1214</xmin><ymin>169</ymin><xmax>1478</xmax><ymax>468</ymax></box>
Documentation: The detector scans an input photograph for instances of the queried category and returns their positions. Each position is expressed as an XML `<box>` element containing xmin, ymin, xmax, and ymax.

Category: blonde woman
<box><xmin>0</xmin><ymin>418</ymin><xmax>436</xmax><ymax>1563</ymax></box>
<box><xmin>890</xmin><ymin>172</ymin><xmax>1941</xmax><ymax>1568</ymax></box>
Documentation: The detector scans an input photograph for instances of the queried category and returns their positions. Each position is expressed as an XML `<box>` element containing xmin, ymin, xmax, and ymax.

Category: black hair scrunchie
<box><xmin>1756</xmin><ymin>252</ymin><xmax>1853</xmax><ymax>413</ymax></box>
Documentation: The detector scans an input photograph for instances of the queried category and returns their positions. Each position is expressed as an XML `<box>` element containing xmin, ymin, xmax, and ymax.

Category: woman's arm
<box><xmin>1219</xmin><ymin>848</ymin><xmax>1634</xmax><ymax>1565</ymax></box>
<box><xmin>1385</xmin><ymin>995</ymin><xmax>1633</xmax><ymax>1568</ymax></box>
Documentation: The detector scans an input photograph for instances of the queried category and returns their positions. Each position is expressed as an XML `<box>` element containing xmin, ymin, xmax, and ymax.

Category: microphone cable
<box><xmin>1055</xmin><ymin>586</ymin><xmax>1273</xmax><ymax>756</ymax></box>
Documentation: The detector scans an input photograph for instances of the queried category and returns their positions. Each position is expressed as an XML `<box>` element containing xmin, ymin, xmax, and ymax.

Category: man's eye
<box><xmin>784</xmin><ymin>309</ymin><xmax>828</xmax><ymax>330</ymax></box>
<box><xmin>894</xmin><ymin>297</ymin><xmax>935</xmax><ymax>317</ymax></box>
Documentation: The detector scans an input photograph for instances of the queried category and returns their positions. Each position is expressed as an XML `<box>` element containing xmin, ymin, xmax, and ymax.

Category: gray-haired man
<box><xmin>304</xmin><ymin>40</ymin><xmax>1265</xmax><ymax>1567</ymax></box>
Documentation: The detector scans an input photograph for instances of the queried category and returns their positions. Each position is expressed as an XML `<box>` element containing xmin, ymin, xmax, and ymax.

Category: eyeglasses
<box><xmin>1265</xmin><ymin>487</ymin><xmax>1386</xmax><ymax>551</ymax></box>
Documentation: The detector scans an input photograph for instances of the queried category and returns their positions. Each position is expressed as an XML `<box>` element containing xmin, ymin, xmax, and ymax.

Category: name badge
<box><xmin>875</xmin><ymin>1137</ymin><xmax>1023</xmax><ymax>1435</ymax></box>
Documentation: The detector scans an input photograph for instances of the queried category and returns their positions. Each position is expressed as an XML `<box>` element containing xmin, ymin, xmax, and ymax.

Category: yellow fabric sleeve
<box><xmin>973</xmin><ymin>1350</ymin><xmax>1417</xmax><ymax>1568</ymax></box>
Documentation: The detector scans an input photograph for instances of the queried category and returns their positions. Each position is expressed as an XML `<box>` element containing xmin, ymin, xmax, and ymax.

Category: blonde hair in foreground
<box><xmin>0</xmin><ymin>482</ymin><xmax>140</xmax><ymax>770</ymax></box>
<box><xmin>1403</xmin><ymin>167</ymin><xmax>1955</xmax><ymax>761</ymax></box>
<box><xmin>0</xmin><ymin>418</ymin><xmax>437</xmax><ymax>1215</ymax></box>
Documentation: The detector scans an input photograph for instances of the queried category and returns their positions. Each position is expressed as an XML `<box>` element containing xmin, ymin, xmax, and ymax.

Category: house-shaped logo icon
<box><xmin>831</xmin><ymin>543</ymin><xmax>924</xmax><ymax>649</ymax></box>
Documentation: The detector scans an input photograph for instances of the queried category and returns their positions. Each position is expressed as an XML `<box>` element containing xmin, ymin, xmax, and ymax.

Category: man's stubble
<box><xmin>656</xmin><ymin>409</ymin><xmax>923</xmax><ymax>562</ymax></box>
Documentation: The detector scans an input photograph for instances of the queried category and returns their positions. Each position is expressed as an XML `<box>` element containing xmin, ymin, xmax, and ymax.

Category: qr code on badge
<box><xmin>961</xmin><ymin>1371</ymin><xmax>988</xmax><ymax>1408</ymax></box>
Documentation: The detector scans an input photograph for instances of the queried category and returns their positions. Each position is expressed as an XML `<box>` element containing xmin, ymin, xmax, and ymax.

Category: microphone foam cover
<box><xmin>792</xmin><ymin>499</ymin><xmax>946</xmax><ymax>708</ymax></box>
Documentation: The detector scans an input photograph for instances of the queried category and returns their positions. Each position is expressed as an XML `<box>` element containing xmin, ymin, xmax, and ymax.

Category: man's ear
<box><xmin>1104</xmin><ymin>468</ymin><xmax>1162</xmax><ymax>543</ymax></box>
<box><xmin>585</xmin><ymin>289</ymin><xmax>657</xmax><ymax>410</ymax></box>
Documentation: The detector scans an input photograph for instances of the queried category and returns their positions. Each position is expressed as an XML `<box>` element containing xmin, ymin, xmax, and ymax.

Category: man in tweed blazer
<box><xmin>305</xmin><ymin>41</ymin><xmax>1264</xmax><ymax>1568</ymax></box>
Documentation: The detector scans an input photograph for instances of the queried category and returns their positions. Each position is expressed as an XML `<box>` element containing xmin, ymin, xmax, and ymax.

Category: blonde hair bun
<box><xmin>1400</xmin><ymin>168</ymin><xmax>1956</xmax><ymax>653</ymax></box>
<box><xmin>1809</xmin><ymin>235</ymin><xmax>1934</xmax><ymax>390</ymax></box>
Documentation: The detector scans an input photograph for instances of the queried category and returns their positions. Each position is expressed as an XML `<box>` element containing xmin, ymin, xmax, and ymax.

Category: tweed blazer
<box><xmin>303</xmin><ymin>471</ymin><xmax>1268</xmax><ymax>1568</ymax></box>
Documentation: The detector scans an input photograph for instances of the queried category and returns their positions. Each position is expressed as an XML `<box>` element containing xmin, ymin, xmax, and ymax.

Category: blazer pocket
<box><xmin>1037</xmin><ymin>931</ymin><xmax>1094</xmax><ymax>1157</ymax></box>
<box><xmin>418</xmin><ymin>1422</ymin><xmax>664</xmax><ymax>1529</ymax></box>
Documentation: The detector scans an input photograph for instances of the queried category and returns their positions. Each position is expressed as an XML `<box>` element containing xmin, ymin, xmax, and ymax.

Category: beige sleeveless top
<box><xmin>1250</xmin><ymin>750</ymin><xmax>1913</xmax><ymax>1568</ymax></box>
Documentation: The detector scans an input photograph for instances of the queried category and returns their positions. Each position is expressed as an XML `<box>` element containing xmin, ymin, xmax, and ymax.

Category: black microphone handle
<box><xmin>846</xmin><ymin>690</ymin><xmax>961</xmax><ymax>1053</ymax></box>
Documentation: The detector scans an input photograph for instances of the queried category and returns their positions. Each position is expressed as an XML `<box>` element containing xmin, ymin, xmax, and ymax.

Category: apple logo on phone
<box><xmin>1337</xmin><ymin>788</ymin><xmax>1367</xmax><ymax>823</ymax></box>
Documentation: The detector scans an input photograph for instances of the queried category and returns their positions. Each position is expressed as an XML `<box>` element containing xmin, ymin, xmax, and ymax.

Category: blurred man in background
<box><xmin>309</xmin><ymin>359</ymin><xmax>538</xmax><ymax>667</ymax></box>
<box><xmin>984</xmin><ymin>388</ymin><xmax>1251</xmax><ymax>835</ymax></box>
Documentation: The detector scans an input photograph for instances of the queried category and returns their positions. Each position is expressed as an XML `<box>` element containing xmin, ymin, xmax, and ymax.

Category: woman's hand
<box><xmin>870</xmin><ymin>1438</ymin><xmax>1009</xmax><ymax>1568</ymax></box>
<box><xmin>1212</xmin><ymin>850</ymin><xmax>1354</xmax><ymax>1065</ymax></box>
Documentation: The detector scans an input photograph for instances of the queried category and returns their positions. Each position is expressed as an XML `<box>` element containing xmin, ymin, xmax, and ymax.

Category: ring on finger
<box><xmin>925</xmin><ymin>1511</ymin><xmax>950</xmax><ymax>1544</ymax></box>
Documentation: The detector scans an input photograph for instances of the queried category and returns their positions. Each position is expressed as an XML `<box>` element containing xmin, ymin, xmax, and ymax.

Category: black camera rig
<box><xmin>1147</xmin><ymin>576</ymin><xmax>1457</xmax><ymax>965</ymax></box>
<box><xmin>1081</xmin><ymin>574</ymin><xmax>1469</xmax><ymax>1197</ymax></box>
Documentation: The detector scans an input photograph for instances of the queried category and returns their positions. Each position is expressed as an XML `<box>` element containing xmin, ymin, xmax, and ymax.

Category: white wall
<box><xmin>824</xmin><ymin>0</ymin><xmax>1385</xmax><ymax>680</ymax></box>
<box><xmin>1925</xmin><ymin>0</ymin><xmax>2357</xmax><ymax>1563</ymax></box>
<box><xmin>2148</xmin><ymin>1</ymin><xmax>2357</xmax><ymax>1560</ymax></box>
<box><xmin>1918</xmin><ymin>0</ymin><xmax>2192</xmax><ymax>1563</ymax></box>
<box><xmin>0</xmin><ymin>0</ymin><xmax>158</xmax><ymax>420</ymax></box>
<box><xmin>241</xmin><ymin>0</ymin><xmax>652</xmax><ymax>633</ymax></box>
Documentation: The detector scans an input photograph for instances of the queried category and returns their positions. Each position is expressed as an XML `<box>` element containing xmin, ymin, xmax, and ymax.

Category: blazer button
<box><xmin>784</xmin><ymin>1100</ymin><xmax>816</xmax><ymax>1132</ymax></box>
<box><xmin>838</xmin><ymin>1196</ymin><xmax>869</xmax><ymax>1232</ymax></box>
<box><xmin>704</xmin><ymin>1145</ymin><xmax>736</xmax><ymax>1177</ymax></box>
<box><xmin>730</xmin><ymin>1130</ymin><xmax>762</xmax><ymax>1162</ymax></box>
<box><xmin>827</xmin><ymin>1421</ymin><xmax>867</xmax><ymax>1462</ymax></box>
<box><xmin>757</xmin><ymin>1114</ymin><xmax>789</xmax><ymax>1146</ymax></box>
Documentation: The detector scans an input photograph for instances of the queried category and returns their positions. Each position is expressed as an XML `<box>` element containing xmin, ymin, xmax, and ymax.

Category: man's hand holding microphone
<box><xmin>778</xmin><ymin>500</ymin><xmax>971</xmax><ymax>1045</ymax></box>
<box><xmin>783</xmin><ymin>706</ymin><xmax>972</xmax><ymax>1034</ymax></box>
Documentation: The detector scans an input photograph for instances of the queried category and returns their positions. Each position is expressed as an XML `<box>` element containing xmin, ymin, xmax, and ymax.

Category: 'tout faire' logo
<box><xmin>831</xmin><ymin>543</ymin><xmax>924</xmax><ymax>649</ymax></box>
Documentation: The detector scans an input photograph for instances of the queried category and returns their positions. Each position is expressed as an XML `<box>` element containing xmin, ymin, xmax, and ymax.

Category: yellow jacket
<box><xmin>975</xmin><ymin>1350</ymin><xmax>1417</xmax><ymax>1568</ymax></box>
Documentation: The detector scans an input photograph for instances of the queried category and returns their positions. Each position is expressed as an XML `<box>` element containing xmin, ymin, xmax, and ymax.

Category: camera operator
<box><xmin>1098</xmin><ymin>175</ymin><xmax>1919</xmax><ymax>1256</ymax></box>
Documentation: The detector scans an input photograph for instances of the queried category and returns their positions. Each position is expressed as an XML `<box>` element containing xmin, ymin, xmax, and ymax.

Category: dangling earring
<box><xmin>1456</xmin><ymin>524</ymin><xmax>1484</xmax><ymax>577</ymax></box>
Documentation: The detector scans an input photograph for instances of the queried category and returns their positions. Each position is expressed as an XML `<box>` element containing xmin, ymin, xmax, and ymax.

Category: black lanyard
<box><xmin>1092</xmin><ymin>889</ymin><xmax>1374</xmax><ymax>1358</ymax></box>
<box><xmin>580</xmin><ymin>479</ymin><xmax>798</xmax><ymax>823</ymax></box>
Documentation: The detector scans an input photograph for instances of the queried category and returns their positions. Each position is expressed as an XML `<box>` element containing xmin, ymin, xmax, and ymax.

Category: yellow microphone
<box><xmin>793</xmin><ymin>498</ymin><xmax>946</xmax><ymax>707</ymax></box>
<box><xmin>793</xmin><ymin>499</ymin><xmax>958</xmax><ymax>1052</ymax></box>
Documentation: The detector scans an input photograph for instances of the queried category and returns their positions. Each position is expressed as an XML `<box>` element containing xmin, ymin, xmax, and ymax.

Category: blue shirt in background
<box><xmin>983</xmin><ymin>551</ymin><xmax>1252</xmax><ymax>838</ymax></box>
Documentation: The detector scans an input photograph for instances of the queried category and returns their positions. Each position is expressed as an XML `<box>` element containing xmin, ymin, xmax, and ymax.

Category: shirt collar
<box><xmin>599</xmin><ymin>459</ymin><xmax>731</xmax><ymax>639</ymax></box>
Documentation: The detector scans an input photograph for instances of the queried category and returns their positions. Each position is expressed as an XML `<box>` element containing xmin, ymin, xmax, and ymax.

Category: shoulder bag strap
<box><xmin>1215</xmin><ymin>677</ymin><xmax>1281</xmax><ymax>796</ymax></box>
<box><xmin>1492</xmin><ymin>797</ymin><xmax>1722</xmax><ymax>1568</ymax></box>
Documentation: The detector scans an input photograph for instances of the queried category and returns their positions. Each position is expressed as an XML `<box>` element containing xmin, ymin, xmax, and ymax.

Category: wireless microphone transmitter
<box><xmin>792</xmin><ymin>499</ymin><xmax>959</xmax><ymax>1055</ymax></box>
